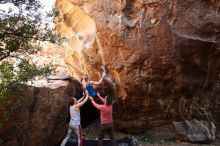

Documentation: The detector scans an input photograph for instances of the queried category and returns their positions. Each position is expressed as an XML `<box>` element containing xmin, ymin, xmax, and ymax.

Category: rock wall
<box><xmin>0</xmin><ymin>79</ymin><xmax>83</xmax><ymax>146</ymax></box>
<box><xmin>55</xmin><ymin>0</ymin><xmax>220</xmax><ymax>136</ymax></box>
<box><xmin>1</xmin><ymin>0</ymin><xmax>220</xmax><ymax>144</ymax></box>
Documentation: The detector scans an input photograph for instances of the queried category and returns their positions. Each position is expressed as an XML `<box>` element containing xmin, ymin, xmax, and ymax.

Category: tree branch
<box><xmin>0</xmin><ymin>53</ymin><xmax>10</xmax><ymax>61</ymax></box>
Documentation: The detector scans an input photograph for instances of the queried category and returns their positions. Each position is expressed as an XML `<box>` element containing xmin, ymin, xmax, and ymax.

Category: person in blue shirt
<box><xmin>81</xmin><ymin>73</ymin><xmax>105</xmax><ymax>98</ymax></box>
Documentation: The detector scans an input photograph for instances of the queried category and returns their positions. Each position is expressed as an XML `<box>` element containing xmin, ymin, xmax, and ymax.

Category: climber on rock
<box><xmin>60</xmin><ymin>91</ymin><xmax>89</xmax><ymax>146</ymax></box>
<box><xmin>89</xmin><ymin>92</ymin><xmax>117</xmax><ymax>146</ymax></box>
<box><xmin>81</xmin><ymin>69</ymin><xmax>106</xmax><ymax>98</ymax></box>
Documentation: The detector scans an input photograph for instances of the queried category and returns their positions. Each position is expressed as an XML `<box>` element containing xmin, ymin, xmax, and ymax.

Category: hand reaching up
<box><xmin>89</xmin><ymin>96</ymin><xmax>93</xmax><ymax>100</ymax></box>
<box><xmin>85</xmin><ymin>90</ymin><xmax>88</xmax><ymax>95</ymax></box>
<box><xmin>101</xmin><ymin>65</ymin><xmax>107</xmax><ymax>77</ymax></box>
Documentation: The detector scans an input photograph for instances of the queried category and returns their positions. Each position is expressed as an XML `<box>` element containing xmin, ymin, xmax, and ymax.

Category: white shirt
<box><xmin>70</xmin><ymin>105</ymin><xmax>81</xmax><ymax>125</ymax></box>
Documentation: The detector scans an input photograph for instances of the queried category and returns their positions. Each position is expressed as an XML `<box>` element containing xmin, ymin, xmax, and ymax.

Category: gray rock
<box><xmin>173</xmin><ymin>119</ymin><xmax>216</xmax><ymax>143</ymax></box>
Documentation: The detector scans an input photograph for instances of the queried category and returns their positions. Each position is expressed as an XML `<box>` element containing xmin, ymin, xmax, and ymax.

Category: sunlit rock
<box><xmin>55</xmin><ymin>0</ymin><xmax>96</xmax><ymax>49</ymax></box>
<box><xmin>1</xmin><ymin>0</ymin><xmax>220</xmax><ymax>145</ymax></box>
<box><xmin>54</xmin><ymin>0</ymin><xmax>220</xmax><ymax>141</ymax></box>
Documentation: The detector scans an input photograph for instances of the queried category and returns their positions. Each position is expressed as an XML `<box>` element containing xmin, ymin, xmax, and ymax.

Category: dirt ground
<box><xmin>82</xmin><ymin>120</ymin><xmax>220</xmax><ymax>146</ymax></box>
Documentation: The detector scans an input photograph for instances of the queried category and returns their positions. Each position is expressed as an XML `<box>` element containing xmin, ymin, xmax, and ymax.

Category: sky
<box><xmin>0</xmin><ymin>0</ymin><xmax>55</xmax><ymax>15</ymax></box>
<box><xmin>39</xmin><ymin>0</ymin><xmax>56</xmax><ymax>12</ymax></box>
<box><xmin>38</xmin><ymin>0</ymin><xmax>56</xmax><ymax>26</ymax></box>
<box><xmin>0</xmin><ymin>0</ymin><xmax>56</xmax><ymax>27</ymax></box>
<box><xmin>0</xmin><ymin>3</ymin><xmax>16</xmax><ymax>12</ymax></box>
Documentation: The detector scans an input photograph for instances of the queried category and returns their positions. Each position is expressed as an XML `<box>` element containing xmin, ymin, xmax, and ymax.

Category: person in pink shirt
<box><xmin>89</xmin><ymin>93</ymin><xmax>117</xmax><ymax>146</ymax></box>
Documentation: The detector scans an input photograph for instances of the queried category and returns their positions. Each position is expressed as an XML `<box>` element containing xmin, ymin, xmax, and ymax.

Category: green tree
<box><xmin>0</xmin><ymin>0</ymin><xmax>62</xmax><ymax>100</ymax></box>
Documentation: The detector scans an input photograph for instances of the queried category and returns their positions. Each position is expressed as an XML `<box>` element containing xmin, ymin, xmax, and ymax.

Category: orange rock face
<box><xmin>55</xmin><ymin>0</ymin><xmax>220</xmax><ymax>135</ymax></box>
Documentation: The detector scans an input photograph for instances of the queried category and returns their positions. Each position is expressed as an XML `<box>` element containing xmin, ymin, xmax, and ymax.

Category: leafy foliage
<box><xmin>0</xmin><ymin>0</ymin><xmax>62</xmax><ymax>100</ymax></box>
<box><xmin>0</xmin><ymin>0</ymin><xmax>41</xmax><ymax>10</ymax></box>
<box><xmin>0</xmin><ymin>60</ymin><xmax>53</xmax><ymax>100</ymax></box>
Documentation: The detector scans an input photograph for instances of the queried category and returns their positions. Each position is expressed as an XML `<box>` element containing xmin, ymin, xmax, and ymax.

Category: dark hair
<box><xmin>69</xmin><ymin>97</ymin><xmax>76</xmax><ymax>106</ymax></box>
<box><xmin>106</xmin><ymin>96</ymin><xmax>112</xmax><ymax>106</ymax></box>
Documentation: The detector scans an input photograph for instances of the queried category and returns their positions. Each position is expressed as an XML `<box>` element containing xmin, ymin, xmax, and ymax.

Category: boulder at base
<box><xmin>173</xmin><ymin>119</ymin><xmax>216</xmax><ymax>143</ymax></box>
